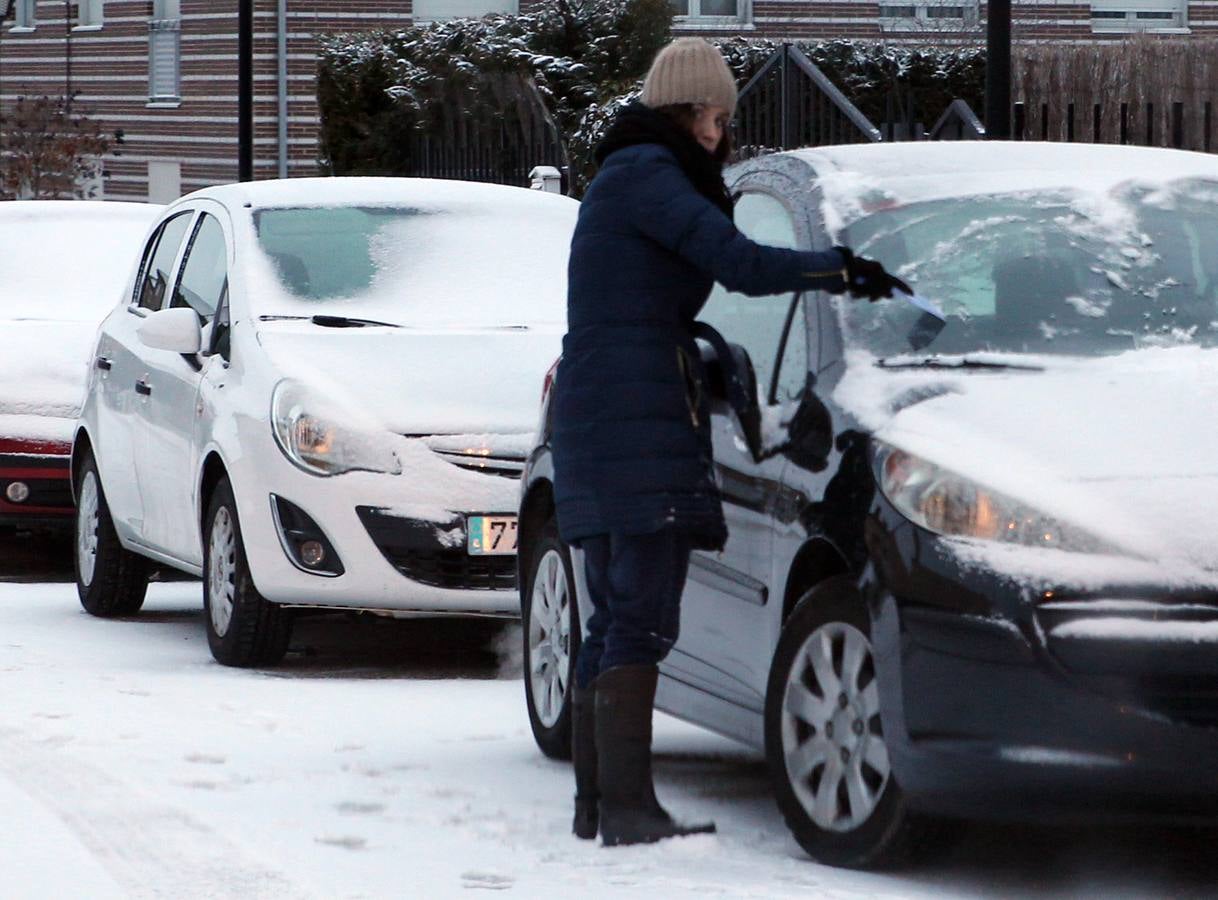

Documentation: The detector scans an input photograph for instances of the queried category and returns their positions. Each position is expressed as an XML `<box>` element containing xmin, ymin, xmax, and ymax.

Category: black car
<box><xmin>518</xmin><ymin>142</ymin><xmax>1218</xmax><ymax>867</ymax></box>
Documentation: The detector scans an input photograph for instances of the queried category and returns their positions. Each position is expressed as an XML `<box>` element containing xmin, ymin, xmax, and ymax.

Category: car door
<box><xmin>92</xmin><ymin>209</ymin><xmax>194</xmax><ymax>540</ymax></box>
<box><xmin>132</xmin><ymin>208</ymin><xmax>230</xmax><ymax>565</ymax></box>
<box><xmin>663</xmin><ymin>189</ymin><xmax>811</xmax><ymax>708</ymax></box>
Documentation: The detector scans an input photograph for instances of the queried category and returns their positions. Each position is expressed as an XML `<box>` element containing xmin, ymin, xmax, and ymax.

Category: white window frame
<box><xmin>11</xmin><ymin>0</ymin><xmax>37</xmax><ymax>31</ymax></box>
<box><xmin>879</xmin><ymin>1</ymin><xmax>980</xmax><ymax>30</ymax></box>
<box><xmin>148</xmin><ymin>15</ymin><xmax>181</xmax><ymax>105</ymax></box>
<box><xmin>671</xmin><ymin>0</ymin><xmax>751</xmax><ymax>27</ymax></box>
<box><xmin>1090</xmin><ymin>0</ymin><xmax>1187</xmax><ymax>33</ymax></box>
<box><xmin>75</xmin><ymin>0</ymin><xmax>104</xmax><ymax>30</ymax></box>
<box><xmin>411</xmin><ymin>0</ymin><xmax>518</xmax><ymax>22</ymax></box>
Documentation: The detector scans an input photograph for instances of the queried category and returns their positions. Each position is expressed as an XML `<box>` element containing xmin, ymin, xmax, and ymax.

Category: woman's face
<box><xmin>691</xmin><ymin>103</ymin><xmax>730</xmax><ymax>155</ymax></box>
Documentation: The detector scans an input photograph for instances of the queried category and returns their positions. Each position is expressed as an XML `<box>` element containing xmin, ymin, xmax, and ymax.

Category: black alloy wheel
<box><xmin>522</xmin><ymin>520</ymin><xmax>580</xmax><ymax>759</ymax></box>
<box><xmin>203</xmin><ymin>476</ymin><xmax>291</xmax><ymax>667</ymax></box>
<box><xmin>74</xmin><ymin>450</ymin><xmax>149</xmax><ymax>617</ymax></box>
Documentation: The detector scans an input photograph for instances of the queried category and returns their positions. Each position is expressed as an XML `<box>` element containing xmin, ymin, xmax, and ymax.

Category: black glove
<box><xmin>836</xmin><ymin>246</ymin><xmax>910</xmax><ymax>301</ymax></box>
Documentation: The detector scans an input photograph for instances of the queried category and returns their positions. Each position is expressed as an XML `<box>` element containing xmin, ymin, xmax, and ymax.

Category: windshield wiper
<box><xmin>876</xmin><ymin>355</ymin><xmax>1044</xmax><ymax>372</ymax></box>
<box><xmin>259</xmin><ymin>314</ymin><xmax>400</xmax><ymax>329</ymax></box>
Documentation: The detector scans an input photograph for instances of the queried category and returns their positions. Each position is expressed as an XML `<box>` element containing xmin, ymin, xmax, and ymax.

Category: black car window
<box><xmin>135</xmin><ymin>211</ymin><xmax>193</xmax><ymax>310</ymax></box>
<box><xmin>171</xmin><ymin>213</ymin><xmax>227</xmax><ymax>323</ymax></box>
<box><xmin>699</xmin><ymin>191</ymin><xmax>801</xmax><ymax>397</ymax></box>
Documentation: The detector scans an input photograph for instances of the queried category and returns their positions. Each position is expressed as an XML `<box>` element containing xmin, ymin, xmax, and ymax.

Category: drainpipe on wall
<box><xmin>277</xmin><ymin>0</ymin><xmax>287</xmax><ymax>178</ymax></box>
<box><xmin>63</xmin><ymin>0</ymin><xmax>71</xmax><ymax>110</ymax></box>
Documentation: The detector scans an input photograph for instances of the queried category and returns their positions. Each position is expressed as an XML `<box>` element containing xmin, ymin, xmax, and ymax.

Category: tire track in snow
<box><xmin>0</xmin><ymin>728</ymin><xmax>309</xmax><ymax>899</ymax></box>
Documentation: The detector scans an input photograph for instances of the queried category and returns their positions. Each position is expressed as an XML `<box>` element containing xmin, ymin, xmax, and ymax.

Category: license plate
<box><xmin>467</xmin><ymin>515</ymin><xmax>518</xmax><ymax>556</ymax></box>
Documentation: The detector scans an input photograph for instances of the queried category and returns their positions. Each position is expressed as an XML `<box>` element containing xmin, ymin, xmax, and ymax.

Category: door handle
<box><xmin>135</xmin><ymin>379</ymin><xmax>152</xmax><ymax>396</ymax></box>
<box><xmin>95</xmin><ymin>356</ymin><xmax>112</xmax><ymax>371</ymax></box>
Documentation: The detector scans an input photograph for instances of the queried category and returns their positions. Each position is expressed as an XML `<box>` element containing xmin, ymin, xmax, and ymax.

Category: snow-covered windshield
<box><xmin>838</xmin><ymin>179</ymin><xmax>1218</xmax><ymax>358</ymax></box>
<box><xmin>251</xmin><ymin>202</ymin><xmax>573</xmax><ymax>327</ymax></box>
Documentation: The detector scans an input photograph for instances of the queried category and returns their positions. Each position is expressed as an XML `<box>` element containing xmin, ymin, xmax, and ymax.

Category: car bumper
<box><xmin>866</xmin><ymin>512</ymin><xmax>1218</xmax><ymax>822</ymax></box>
<box><xmin>0</xmin><ymin>439</ymin><xmax>72</xmax><ymax>527</ymax></box>
<box><xmin>233</xmin><ymin>453</ymin><xmax>522</xmax><ymax>616</ymax></box>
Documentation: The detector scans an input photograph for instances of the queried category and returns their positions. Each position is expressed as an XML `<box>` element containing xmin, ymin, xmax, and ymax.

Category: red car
<box><xmin>0</xmin><ymin>200</ymin><xmax>161</xmax><ymax>533</ymax></box>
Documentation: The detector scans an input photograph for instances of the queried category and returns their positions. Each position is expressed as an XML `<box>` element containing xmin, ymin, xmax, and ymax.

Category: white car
<box><xmin>72</xmin><ymin>177</ymin><xmax>577</xmax><ymax>666</ymax></box>
<box><xmin>0</xmin><ymin>201</ymin><xmax>160</xmax><ymax>533</ymax></box>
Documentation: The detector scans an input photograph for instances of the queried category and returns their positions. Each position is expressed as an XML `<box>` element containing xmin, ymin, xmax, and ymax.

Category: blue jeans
<box><xmin>574</xmin><ymin>530</ymin><xmax>693</xmax><ymax>690</ymax></box>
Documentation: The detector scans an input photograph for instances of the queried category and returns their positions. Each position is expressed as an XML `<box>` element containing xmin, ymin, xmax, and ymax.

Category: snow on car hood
<box><xmin>0</xmin><ymin>319</ymin><xmax>99</xmax><ymax>442</ymax></box>
<box><xmin>256</xmin><ymin>323</ymin><xmax>561</xmax><ymax>436</ymax></box>
<box><xmin>835</xmin><ymin>346</ymin><xmax>1218</xmax><ymax>580</ymax></box>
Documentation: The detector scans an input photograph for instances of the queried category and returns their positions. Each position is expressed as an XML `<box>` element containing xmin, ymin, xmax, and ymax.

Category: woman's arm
<box><xmin>628</xmin><ymin>151</ymin><xmax>848</xmax><ymax>297</ymax></box>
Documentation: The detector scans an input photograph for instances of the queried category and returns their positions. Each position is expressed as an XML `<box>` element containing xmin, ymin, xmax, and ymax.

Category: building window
<box><xmin>1091</xmin><ymin>0</ymin><xmax>1185</xmax><ymax>31</ymax></box>
<box><xmin>76</xmin><ymin>0</ymin><xmax>104</xmax><ymax>28</ymax></box>
<box><xmin>149</xmin><ymin>2</ymin><xmax>181</xmax><ymax>104</ymax></box>
<box><xmin>880</xmin><ymin>2</ymin><xmax>979</xmax><ymax>28</ymax></box>
<box><xmin>670</xmin><ymin>0</ymin><xmax>745</xmax><ymax>19</ymax></box>
<box><xmin>12</xmin><ymin>0</ymin><xmax>37</xmax><ymax>29</ymax></box>
<box><xmin>411</xmin><ymin>1</ymin><xmax>518</xmax><ymax>20</ymax></box>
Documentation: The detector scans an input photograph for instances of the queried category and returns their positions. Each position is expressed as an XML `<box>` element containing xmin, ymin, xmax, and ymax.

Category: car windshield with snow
<box><xmin>0</xmin><ymin>200</ymin><xmax>161</xmax><ymax>533</ymax></box>
<box><xmin>516</xmin><ymin>142</ymin><xmax>1218</xmax><ymax>869</ymax></box>
<box><xmin>72</xmin><ymin>177</ymin><xmax>577</xmax><ymax>667</ymax></box>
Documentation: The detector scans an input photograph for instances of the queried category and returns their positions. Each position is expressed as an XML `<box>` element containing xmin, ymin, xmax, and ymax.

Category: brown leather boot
<box><xmin>571</xmin><ymin>682</ymin><xmax>599</xmax><ymax>839</ymax></box>
<box><xmin>594</xmin><ymin>664</ymin><xmax>715</xmax><ymax>846</ymax></box>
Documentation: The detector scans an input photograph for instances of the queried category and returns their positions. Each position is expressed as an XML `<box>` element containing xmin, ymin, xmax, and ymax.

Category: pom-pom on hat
<box><xmin>640</xmin><ymin>38</ymin><xmax>738</xmax><ymax>117</ymax></box>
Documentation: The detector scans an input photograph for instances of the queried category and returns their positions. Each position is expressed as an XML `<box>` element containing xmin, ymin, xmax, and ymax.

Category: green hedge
<box><xmin>317</xmin><ymin>4</ymin><xmax>986</xmax><ymax>194</ymax></box>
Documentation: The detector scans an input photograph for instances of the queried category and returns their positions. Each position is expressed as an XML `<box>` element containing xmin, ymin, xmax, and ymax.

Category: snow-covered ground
<box><xmin>2</xmin><ymin>573</ymin><xmax>1217</xmax><ymax>899</ymax></box>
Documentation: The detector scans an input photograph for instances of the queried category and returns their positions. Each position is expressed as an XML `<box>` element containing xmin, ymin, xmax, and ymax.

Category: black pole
<box><xmin>238</xmin><ymin>0</ymin><xmax>253</xmax><ymax>182</ymax></box>
<box><xmin>985</xmin><ymin>0</ymin><xmax>1011</xmax><ymax>139</ymax></box>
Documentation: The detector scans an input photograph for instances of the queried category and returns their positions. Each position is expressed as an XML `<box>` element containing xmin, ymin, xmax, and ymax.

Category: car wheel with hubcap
<box><xmin>523</xmin><ymin>520</ymin><xmax>579</xmax><ymax>759</ymax></box>
<box><xmin>203</xmin><ymin>476</ymin><xmax>291</xmax><ymax>667</ymax></box>
<box><xmin>765</xmin><ymin>575</ymin><xmax>934</xmax><ymax>869</ymax></box>
<box><xmin>75</xmin><ymin>450</ymin><xmax>149</xmax><ymax>617</ymax></box>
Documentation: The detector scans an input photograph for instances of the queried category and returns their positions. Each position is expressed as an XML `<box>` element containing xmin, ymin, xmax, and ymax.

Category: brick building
<box><xmin>0</xmin><ymin>1</ymin><xmax>1212</xmax><ymax>202</ymax></box>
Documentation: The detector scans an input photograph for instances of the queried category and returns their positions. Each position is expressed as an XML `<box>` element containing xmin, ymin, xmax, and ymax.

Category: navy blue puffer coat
<box><xmin>552</xmin><ymin>141</ymin><xmax>847</xmax><ymax>550</ymax></box>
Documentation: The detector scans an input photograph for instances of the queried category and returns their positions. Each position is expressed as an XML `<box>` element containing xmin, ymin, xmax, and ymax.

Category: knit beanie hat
<box><xmin>640</xmin><ymin>38</ymin><xmax>738</xmax><ymax>117</ymax></box>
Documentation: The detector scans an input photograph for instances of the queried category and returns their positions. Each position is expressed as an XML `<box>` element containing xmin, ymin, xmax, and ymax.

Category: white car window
<box><xmin>171</xmin><ymin>213</ymin><xmax>227</xmax><ymax>323</ymax></box>
<box><xmin>698</xmin><ymin>191</ymin><xmax>803</xmax><ymax>397</ymax></box>
<box><xmin>136</xmin><ymin>211</ymin><xmax>193</xmax><ymax>311</ymax></box>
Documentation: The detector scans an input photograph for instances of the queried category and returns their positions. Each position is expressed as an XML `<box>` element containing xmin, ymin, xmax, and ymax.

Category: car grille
<box><xmin>355</xmin><ymin>506</ymin><xmax>517</xmax><ymax>591</ymax></box>
<box><xmin>1038</xmin><ymin>595</ymin><xmax>1218</xmax><ymax>728</ymax></box>
<box><xmin>431</xmin><ymin>449</ymin><xmax>525</xmax><ymax>479</ymax></box>
<box><xmin>405</xmin><ymin>436</ymin><xmax>528</xmax><ymax>480</ymax></box>
<box><xmin>380</xmin><ymin>549</ymin><xmax>516</xmax><ymax>591</ymax></box>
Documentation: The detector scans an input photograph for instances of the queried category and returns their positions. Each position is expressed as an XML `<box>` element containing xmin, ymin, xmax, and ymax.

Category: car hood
<box><xmin>847</xmin><ymin>347</ymin><xmax>1218</xmax><ymax>571</ymax></box>
<box><xmin>0</xmin><ymin>319</ymin><xmax>98</xmax><ymax>442</ymax></box>
<box><xmin>256</xmin><ymin>324</ymin><xmax>562</xmax><ymax>437</ymax></box>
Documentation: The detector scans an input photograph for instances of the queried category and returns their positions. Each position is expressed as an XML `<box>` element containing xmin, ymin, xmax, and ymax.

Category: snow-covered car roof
<box><xmin>786</xmin><ymin>142</ymin><xmax>1218</xmax><ymax>233</ymax></box>
<box><xmin>0</xmin><ymin>200</ymin><xmax>161</xmax><ymax>321</ymax></box>
<box><xmin>179</xmin><ymin>176</ymin><xmax>577</xmax><ymax>213</ymax></box>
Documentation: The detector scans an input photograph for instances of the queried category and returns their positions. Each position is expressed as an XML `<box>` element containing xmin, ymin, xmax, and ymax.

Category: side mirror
<box><xmin>697</xmin><ymin>334</ymin><xmax>762</xmax><ymax>461</ymax></box>
<box><xmin>780</xmin><ymin>378</ymin><xmax>834</xmax><ymax>472</ymax></box>
<box><xmin>137</xmin><ymin>306</ymin><xmax>202</xmax><ymax>354</ymax></box>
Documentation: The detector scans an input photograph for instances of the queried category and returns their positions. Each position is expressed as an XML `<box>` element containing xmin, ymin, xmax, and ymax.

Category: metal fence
<box><xmin>734</xmin><ymin>44</ymin><xmax>881</xmax><ymax>157</ymax></box>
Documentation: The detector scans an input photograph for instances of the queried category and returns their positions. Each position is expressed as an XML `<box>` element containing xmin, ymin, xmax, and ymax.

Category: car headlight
<box><xmin>875</xmin><ymin>442</ymin><xmax>1115</xmax><ymax>553</ymax></box>
<box><xmin>271</xmin><ymin>380</ymin><xmax>401</xmax><ymax>477</ymax></box>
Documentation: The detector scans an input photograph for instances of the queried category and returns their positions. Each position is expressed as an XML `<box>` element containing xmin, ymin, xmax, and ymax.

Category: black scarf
<box><xmin>595</xmin><ymin>102</ymin><xmax>734</xmax><ymax>221</ymax></box>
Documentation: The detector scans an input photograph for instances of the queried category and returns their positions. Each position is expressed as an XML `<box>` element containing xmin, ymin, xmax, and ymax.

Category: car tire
<box><xmin>522</xmin><ymin>520</ymin><xmax>579</xmax><ymax>760</ymax></box>
<box><xmin>75</xmin><ymin>450</ymin><xmax>149</xmax><ymax>617</ymax></box>
<box><xmin>764</xmin><ymin>575</ymin><xmax>937</xmax><ymax>869</ymax></box>
<box><xmin>203</xmin><ymin>476</ymin><xmax>291</xmax><ymax>667</ymax></box>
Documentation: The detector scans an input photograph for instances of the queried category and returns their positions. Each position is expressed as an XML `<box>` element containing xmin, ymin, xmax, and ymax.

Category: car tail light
<box><xmin>0</xmin><ymin>437</ymin><xmax>71</xmax><ymax>456</ymax></box>
<box><xmin>541</xmin><ymin>355</ymin><xmax>560</xmax><ymax>405</ymax></box>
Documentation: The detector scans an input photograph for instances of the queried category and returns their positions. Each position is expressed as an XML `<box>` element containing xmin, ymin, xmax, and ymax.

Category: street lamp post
<box><xmin>985</xmin><ymin>0</ymin><xmax>1012</xmax><ymax>139</ymax></box>
<box><xmin>238</xmin><ymin>0</ymin><xmax>253</xmax><ymax>181</ymax></box>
